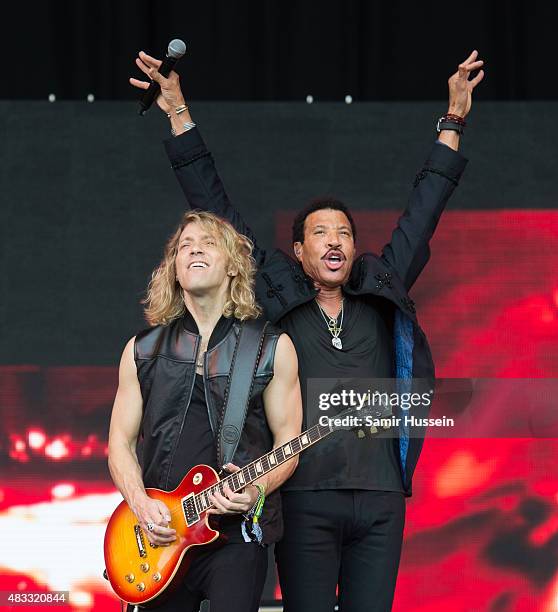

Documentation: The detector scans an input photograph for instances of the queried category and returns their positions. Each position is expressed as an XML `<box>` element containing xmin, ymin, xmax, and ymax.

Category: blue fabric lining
<box><xmin>394</xmin><ymin>309</ymin><xmax>414</xmax><ymax>481</ymax></box>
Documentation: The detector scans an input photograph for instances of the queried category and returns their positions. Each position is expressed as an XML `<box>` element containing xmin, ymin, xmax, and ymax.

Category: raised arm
<box><xmin>130</xmin><ymin>51</ymin><xmax>266</xmax><ymax>266</ymax></box>
<box><xmin>381</xmin><ymin>50</ymin><xmax>485</xmax><ymax>290</ymax></box>
<box><xmin>108</xmin><ymin>337</ymin><xmax>176</xmax><ymax>545</ymax></box>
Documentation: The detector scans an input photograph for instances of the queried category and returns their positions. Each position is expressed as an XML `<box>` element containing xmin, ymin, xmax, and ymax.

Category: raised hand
<box><xmin>447</xmin><ymin>50</ymin><xmax>485</xmax><ymax>118</ymax></box>
<box><xmin>129</xmin><ymin>51</ymin><xmax>186</xmax><ymax>115</ymax></box>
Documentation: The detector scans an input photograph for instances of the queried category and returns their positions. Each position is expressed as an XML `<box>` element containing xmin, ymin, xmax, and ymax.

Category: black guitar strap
<box><xmin>217</xmin><ymin>318</ymin><xmax>269</xmax><ymax>468</ymax></box>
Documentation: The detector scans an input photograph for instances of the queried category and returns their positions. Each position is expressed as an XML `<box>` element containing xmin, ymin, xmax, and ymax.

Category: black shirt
<box><xmin>168</xmin><ymin>373</ymin><xmax>215</xmax><ymax>489</ymax></box>
<box><xmin>168</xmin><ymin>315</ymin><xmax>245</xmax><ymax>541</ymax></box>
<box><xmin>279</xmin><ymin>294</ymin><xmax>404</xmax><ymax>492</ymax></box>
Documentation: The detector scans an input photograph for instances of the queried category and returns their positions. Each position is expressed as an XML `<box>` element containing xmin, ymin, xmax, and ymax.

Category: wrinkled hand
<box><xmin>207</xmin><ymin>463</ymin><xmax>260</xmax><ymax>516</ymax></box>
<box><xmin>131</xmin><ymin>495</ymin><xmax>176</xmax><ymax>546</ymax></box>
<box><xmin>447</xmin><ymin>50</ymin><xmax>485</xmax><ymax>118</ymax></box>
<box><xmin>129</xmin><ymin>51</ymin><xmax>185</xmax><ymax>114</ymax></box>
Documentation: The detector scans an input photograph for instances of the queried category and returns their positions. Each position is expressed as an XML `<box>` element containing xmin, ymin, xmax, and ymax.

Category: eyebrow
<box><xmin>179</xmin><ymin>234</ymin><xmax>215</xmax><ymax>243</ymax></box>
<box><xmin>312</xmin><ymin>224</ymin><xmax>352</xmax><ymax>231</ymax></box>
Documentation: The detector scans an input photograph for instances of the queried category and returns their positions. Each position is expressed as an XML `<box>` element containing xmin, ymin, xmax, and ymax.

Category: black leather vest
<box><xmin>134</xmin><ymin>315</ymin><xmax>283</xmax><ymax>543</ymax></box>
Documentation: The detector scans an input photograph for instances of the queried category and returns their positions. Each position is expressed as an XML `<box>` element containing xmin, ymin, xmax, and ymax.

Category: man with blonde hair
<box><xmin>108</xmin><ymin>210</ymin><xmax>302</xmax><ymax>611</ymax></box>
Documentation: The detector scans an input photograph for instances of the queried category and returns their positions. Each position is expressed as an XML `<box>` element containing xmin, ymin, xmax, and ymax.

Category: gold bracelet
<box><xmin>166</xmin><ymin>104</ymin><xmax>189</xmax><ymax>118</ymax></box>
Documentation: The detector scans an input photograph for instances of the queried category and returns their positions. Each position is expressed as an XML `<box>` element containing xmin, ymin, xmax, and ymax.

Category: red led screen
<box><xmin>0</xmin><ymin>211</ymin><xmax>557</xmax><ymax>610</ymax></box>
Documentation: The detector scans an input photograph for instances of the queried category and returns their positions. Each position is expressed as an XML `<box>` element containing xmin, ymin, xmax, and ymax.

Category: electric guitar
<box><xmin>103</xmin><ymin>401</ymin><xmax>392</xmax><ymax>607</ymax></box>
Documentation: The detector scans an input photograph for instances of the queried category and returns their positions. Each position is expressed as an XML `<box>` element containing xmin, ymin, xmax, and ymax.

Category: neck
<box><xmin>183</xmin><ymin>288</ymin><xmax>227</xmax><ymax>337</ymax></box>
<box><xmin>314</xmin><ymin>283</ymin><xmax>343</xmax><ymax>314</ymax></box>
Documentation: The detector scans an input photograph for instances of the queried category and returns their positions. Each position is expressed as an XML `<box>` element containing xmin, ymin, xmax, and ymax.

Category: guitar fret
<box><xmin>283</xmin><ymin>442</ymin><xmax>292</xmax><ymax>456</ymax></box>
<box><xmin>247</xmin><ymin>464</ymin><xmax>256</xmax><ymax>481</ymax></box>
<box><xmin>275</xmin><ymin>447</ymin><xmax>285</xmax><ymax>462</ymax></box>
<box><xmin>231</xmin><ymin>474</ymin><xmax>239</xmax><ymax>490</ymax></box>
<box><xmin>269</xmin><ymin>453</ymin><xmax>277</xmax><ymax>465</ymax></box>
<box><xmin>301</xmin><ymin>433</ymin><xmax>309</xmax><ymax>446</ymax></box>
<box><xmin>261</xmin><ymin>455</ymin><xmax>270</xmax><ymax>472</ymax></box>
<box><xmin>291</xmin><ymin>437</ymin><xmax>301</xmax><ymax>453</ymax></box>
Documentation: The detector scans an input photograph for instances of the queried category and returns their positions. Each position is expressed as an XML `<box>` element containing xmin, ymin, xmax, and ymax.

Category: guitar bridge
<box><xmin>134</xmin><ymin>524</ymin><xmax>147</xmax><ymax>558</ymax></box>
<box><xmin>183</xmin><ymin>492</ymin><xmax>200</xmax><ymax>527</ymax></box>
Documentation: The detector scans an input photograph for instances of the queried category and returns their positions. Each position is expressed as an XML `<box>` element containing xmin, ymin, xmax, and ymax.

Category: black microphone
<box><xmin>138</xmin><ymin>39</ymin><xmax>187</xmax><ymax>116</ymax></box>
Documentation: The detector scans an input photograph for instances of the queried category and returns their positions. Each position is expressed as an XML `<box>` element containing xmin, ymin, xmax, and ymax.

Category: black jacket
<box><xmin>163</xmin><ymin>128</ymin><xmax>468</xmax><ymax>494</ymax></box>
<box><xmin>135</xmin><ymin>314</ymin><xmax>284</xmax><ymax>543</ymax></box>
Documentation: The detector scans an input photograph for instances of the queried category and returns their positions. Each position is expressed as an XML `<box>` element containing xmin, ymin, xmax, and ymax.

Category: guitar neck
<box><xmin>193</xmin><ymin>421</ymin><xmax>333</xmax><ymax>511</ymax></box>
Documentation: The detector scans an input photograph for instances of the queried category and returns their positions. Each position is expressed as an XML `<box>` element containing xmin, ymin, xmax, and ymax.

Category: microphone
<box><xmin>138</xmin><ymin>39</ymin><xmax>187</xmax><ymax>116</ymax></box>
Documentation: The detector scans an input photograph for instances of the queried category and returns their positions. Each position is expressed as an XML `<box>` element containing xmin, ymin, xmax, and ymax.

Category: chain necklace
<box><xmin>316</xmin><ymin>299</ymin><xmax>344</xmax><ymax>350</ymax></box>
<box><xmin>196</xmin><ymin>340</ymin><xmax>208</xmax><ymax>369</ymax></box>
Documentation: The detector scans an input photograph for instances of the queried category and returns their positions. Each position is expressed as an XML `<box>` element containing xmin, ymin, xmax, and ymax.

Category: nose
<box><xmin>327</xmin><ymin>234</ymin><xmax>341</xmax><ymax>249</ymax></box>
<box><xmin>189</xmin><ymin>243</ymin><xmax>204</xmax><ymax>255</ymax></box>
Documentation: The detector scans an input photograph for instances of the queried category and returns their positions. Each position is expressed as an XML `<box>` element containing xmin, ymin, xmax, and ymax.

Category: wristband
<box><xmin>436</xmin><ymin>116</ymin><xmax>465</xmax><ymax>135</ymax></box>
<box><xmin>170</xmin><ymin>121</ymin><xmax>196</xmax><ymax>137</ymax></box>
<box><xmin>241</xmin><ymin>484</ymin><xmax>266</xmax><ymax>544</ymax></box>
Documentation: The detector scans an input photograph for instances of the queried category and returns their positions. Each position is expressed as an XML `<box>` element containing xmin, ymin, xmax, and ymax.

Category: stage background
<box><xmin>1</xmin><ymin>100</ymin><xmax>557</xmax><ymax>611</ymax></box>
<box><xmin>4</xmin><ymin>0</ymin><xmax>558</xmax><ymax>101</ymax></box>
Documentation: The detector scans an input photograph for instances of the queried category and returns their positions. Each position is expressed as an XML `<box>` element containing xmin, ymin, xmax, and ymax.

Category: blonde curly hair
<box><xmin>143</xmin><ymin>211</ymin><xmax>261</xmax><ymax>326</ymax></box>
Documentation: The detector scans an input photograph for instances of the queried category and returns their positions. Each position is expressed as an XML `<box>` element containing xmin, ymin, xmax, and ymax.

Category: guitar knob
<box><xmin>369</xmin><ymin>426</ymin><xmax>378</xmax><ymax>434</ymax></box>
<box><xmin>140</xmin><ymin>563</ymin><xmax>150</xmax><ymax>573</ymax></box>
<box><xmin>357</xmin><ymin>429</ymin><xmax>365</xmax><ymax>439</ymax></box>
<box><xmin>152</xmin><ymin>573</ymin><xmax>161</xmax><ymax>582</ymax></box>
<box><xmin>125</xmin><ymin>574</ymin><xmax>135</xmax><ymax>583</ymax></box>
<box><xmin>136</xmin><ymin>582</ymin><xmax>145</xmax><ymax>592</ymax></box>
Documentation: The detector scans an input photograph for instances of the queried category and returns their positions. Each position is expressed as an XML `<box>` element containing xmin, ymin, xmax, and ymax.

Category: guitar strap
<box><xmin>217</xmin><ymin>318</ymin><xmax>269</xmax><ymax>468</ymax></box>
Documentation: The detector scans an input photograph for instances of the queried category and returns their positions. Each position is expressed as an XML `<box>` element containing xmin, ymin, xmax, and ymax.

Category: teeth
<box><xmin>190</xmin><ymin>262</ymin><xmax>208</xmax><ymax>269</ymax></box>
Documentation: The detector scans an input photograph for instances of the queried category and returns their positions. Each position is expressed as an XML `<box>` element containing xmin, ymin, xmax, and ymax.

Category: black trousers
<box><xmin>275</xmin><ymin>490</ymin><xmax>406</xmax><ymax>612</ymax></box>
<box><xmin>128</xmin><ymin>541</ymin><xmax>268</xmax><ymax>612</ymax></box>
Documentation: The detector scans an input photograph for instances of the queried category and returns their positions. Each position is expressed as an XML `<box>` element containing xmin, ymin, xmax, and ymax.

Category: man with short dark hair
<box><xmin>131</xmin><ymin>49</ymin><xmax>484</xmax><ymax>610</ymax></box>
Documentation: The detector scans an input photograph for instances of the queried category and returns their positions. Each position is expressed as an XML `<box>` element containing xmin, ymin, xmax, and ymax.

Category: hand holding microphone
<box><xmin>130</xmin><ymin>39</ymin><xmax>187</xmax><ymax>116</ymax></box>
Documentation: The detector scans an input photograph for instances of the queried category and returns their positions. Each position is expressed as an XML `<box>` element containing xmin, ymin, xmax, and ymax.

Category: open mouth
<box><xmin>322</xmin><ymin>251</ymin><xmax>345</xmax><ymax>271</ymax></box>
<box><xmin>188</xmin><ymin>261</ymin><xmax>209</xmax><ymax>269</ymax></box>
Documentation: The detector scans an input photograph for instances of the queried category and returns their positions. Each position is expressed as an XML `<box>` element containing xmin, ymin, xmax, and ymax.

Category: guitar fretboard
<box><xmin>191</xmin><ymin>422</ymin><xmax>332</xmax><ymax>514</ymax></box>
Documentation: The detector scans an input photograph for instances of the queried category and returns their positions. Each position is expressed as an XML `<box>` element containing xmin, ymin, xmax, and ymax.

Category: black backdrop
<box><xmin>2</xmin><ymin>0</ymin><xmax>556</xmax><ymax>101</ymax></box>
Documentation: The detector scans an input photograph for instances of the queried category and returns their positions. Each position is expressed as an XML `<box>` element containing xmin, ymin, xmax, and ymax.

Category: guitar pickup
<box><xmin>134</xmin><ymin>524</ymin><xmax>147</xmax><ymax>558</ymax></box>
<box><xmin>183</xmin><ymin>492</ymin><xmax>200</xmax><ymax>527</ymax></box>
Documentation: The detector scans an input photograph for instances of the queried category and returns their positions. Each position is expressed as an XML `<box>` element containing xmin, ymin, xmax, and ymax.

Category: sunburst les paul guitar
<box><xmin>103</xmin><ymin>401</ymin><xmax>392</xmax><ymax>607</ymax></box>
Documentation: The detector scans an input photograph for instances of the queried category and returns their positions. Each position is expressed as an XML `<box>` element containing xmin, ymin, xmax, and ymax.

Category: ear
<box><xmin>227</xmin><ymin>269</ymin><xmax>238</xmax><ymax>277</ymax></box>
<box><xmin>293</xmin><ymin>241</ymin><xmax>303</xmax><ymax>261</ymax></box>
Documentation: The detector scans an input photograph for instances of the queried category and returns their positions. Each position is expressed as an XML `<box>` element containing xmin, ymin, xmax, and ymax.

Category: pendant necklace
<box><xmin>316</xmin><ymin>299</ymin><xmax>344</xmax><ymax>350</ymax></box>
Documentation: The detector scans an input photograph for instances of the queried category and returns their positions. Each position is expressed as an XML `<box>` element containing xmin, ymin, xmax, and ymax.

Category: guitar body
<box><xmin>104</xmin><ymin>464</ymin><xmax>220</xmax><ymax>607</ymax></box>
